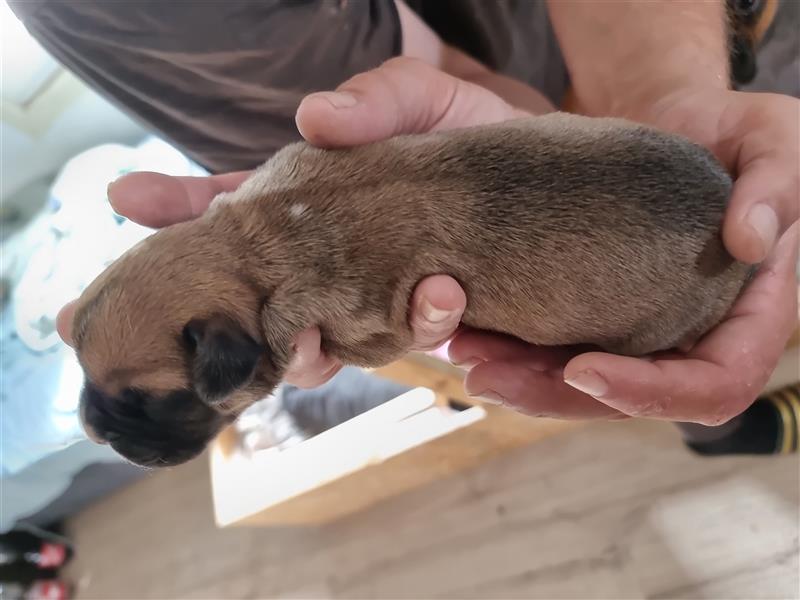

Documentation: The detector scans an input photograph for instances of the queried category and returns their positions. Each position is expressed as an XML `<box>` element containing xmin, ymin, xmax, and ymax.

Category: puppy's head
<box><xmin>71</xmin><ymin>224</ymin><xmax>281</xmax><ymax>468</ymax></box>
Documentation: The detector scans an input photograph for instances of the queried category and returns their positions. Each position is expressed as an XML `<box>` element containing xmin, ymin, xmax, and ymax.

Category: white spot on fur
<box><xmin>289</xmin><ymin>203</ymin><xmax>309</xmax><ymax>219</ymax></box>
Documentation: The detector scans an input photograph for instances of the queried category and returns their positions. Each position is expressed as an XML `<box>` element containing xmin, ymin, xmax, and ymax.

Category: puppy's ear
<box><xmin>182</xmin><ymin>315</ymin><xmax>262</xmax><ymax>405</ymax></box>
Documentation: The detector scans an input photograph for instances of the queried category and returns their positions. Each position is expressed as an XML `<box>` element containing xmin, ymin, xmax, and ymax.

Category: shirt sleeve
<box><xmin>8</xmin><ymin>0</ymin><xmax>402</xmax><ymax>173</ymax></box>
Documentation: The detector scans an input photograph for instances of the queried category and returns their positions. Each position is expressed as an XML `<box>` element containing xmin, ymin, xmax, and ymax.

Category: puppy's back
<box><xmin>236</xmin><ymin>113</ymin><xmax>751</xmax><ymax>358</ymax></box>
<box><xmin>416</xmin><ymin>114</ymin><xmax>749</xmax><ymax>354</ymax></box>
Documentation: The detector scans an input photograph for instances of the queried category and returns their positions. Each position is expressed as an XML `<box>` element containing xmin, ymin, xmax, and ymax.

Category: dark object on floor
<box><xmin>0</xmin><ymin>526</ymin><xmax>72</xmax><ymax>586</ymax></box>
<box><xmin>281</xmin><ymin>367</ymin><xmax>413</xmax><ymax>436</ymax></box>
<box><xmin>0</xmin><ymin>579</ymin><xmax>70</xmax><ymax>600</ymax></box>
<box><xmin>0</xmin><ymin>527</ymin><xmax>73</xmax><ymax>598</ymax></box>
<box><xmin>682</xmin><ymin>384</ymin><xmax>800</xmax><ymax>456</ymax></box>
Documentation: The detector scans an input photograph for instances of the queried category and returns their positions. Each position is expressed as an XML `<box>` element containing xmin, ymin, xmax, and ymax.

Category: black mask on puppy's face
<box><xmin>79</xmin><ymin>314</ymin><xmax>271</xmax><ymax>468</ymax></box>
<box><xmin>80</xmin><ymin>384</ymin><xmax>232</xmax><ymax>467</ymax></box>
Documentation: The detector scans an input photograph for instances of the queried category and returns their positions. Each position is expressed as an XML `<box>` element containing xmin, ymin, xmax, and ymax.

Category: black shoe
<box><xmin>683</xmin><ymin>384</ymin><xmax>799</xmax><ymax>456</ymax></box>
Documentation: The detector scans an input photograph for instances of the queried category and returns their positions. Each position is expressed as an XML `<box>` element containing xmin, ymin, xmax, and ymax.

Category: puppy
<box><xmin>72</xmin><ymin>112</ymin><xmax>753</xmax><ymax>467</ymax></box>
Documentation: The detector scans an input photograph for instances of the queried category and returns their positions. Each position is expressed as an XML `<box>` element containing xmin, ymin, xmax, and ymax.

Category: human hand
<box><xmin>451</xmin><ymin>89</ymin><xmax>799</xmax><ymax>424</ymax></box>
<box><xmin>450</xmin><ymin>225</ymin><xmax>797</xmax><ymax>424</ymax></box>
<box><xmin>638</xmin><ymin>88</ymin><xmax>798</xmax><ymax>265</ymax></box>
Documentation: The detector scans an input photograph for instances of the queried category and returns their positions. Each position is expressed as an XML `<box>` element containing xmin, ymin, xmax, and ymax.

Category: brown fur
<box><xmin>73</xmin><ymin>112</ymin><xmax>753</xmax><ymax>466</ymax></box>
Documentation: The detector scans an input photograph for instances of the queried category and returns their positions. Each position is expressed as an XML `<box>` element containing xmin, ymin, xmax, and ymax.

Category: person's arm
<box><xmin>547</xmin><ymin>0</ymin><xmax>798</xmax><ymax>265</ymax></box>
<box><xmin>396</xmin><ymin>0</ymin><xmax>555</xmax><ymax>115</ymax></box>
<box><xmin>547</xmin><ymin>1</ymin><xmax>729</xmax><ymax>117</ymax></box>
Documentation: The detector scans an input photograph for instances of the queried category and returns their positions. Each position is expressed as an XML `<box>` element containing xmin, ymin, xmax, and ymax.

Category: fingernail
<box><xmin>746</xmin><ymin>203</ymin><xmax>778</xmax><ymax>259</ymax></box>
<box><xmin>564</xmin><ymin>370</ymin><xmax>609</xmax><ymax>398</ymax></box>
<box><xmin>468</xmin><ymin>390</ymin><xmax>505</xmax><ymax>405</ymax></box>
<box><xmin>315</xmin><ymin>91</ymin><xmax>358</xmax><ymax>109</ymax></box>
<box><xmin>420</xmin><ymin>298</ymin><xmax>455</xmax><ymax>324</ymax></box>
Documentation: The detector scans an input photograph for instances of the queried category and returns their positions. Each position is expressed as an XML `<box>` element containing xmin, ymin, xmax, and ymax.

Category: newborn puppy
<box><xmin>72</xmin><ymin>112</ymin><xmax>753</xmax><ymax>467</ymax></box>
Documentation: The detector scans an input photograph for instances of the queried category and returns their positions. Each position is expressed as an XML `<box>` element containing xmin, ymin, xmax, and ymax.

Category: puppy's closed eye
<box><xmin>183</xmin><ymin>314</ymin><xmax>263</xmax><ymax>405</ymax></box>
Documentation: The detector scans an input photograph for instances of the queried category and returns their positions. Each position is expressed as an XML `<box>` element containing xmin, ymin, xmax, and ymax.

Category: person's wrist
<box><xmin>608</xmin><ymin>72</ymin><xmax>728</xmax><ymax>123</ymax></box>
<box><xmin>550</xmin><ymin>0</ymin><xmax>730</xmax><ymax>118</ymax></box>
<box><xmin>576</xmin><ymin>41</ymin><xmax>729</xmax><ymax>120</ymax></box>
<box><xmin>432</xmin><ymin>42</ymin><xmax>554</xmax><ymax>116</ymax></box>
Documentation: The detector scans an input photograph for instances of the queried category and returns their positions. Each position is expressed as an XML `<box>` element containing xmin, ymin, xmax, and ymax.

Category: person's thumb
<box><xmin>295</xmin><ymin>57</ymin><xmax>525</xmax><ymax>148</ymax></box>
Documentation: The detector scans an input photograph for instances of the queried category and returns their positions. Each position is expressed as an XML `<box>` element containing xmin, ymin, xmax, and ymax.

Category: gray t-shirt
<box><xmin>9</xmin><ymin>0</ymin><xmax>566</xmax><ymax>174</ymax></box>
<box><xmin>9</xmin><ymin>1</ymin><xmax>796</xmax><ymax>175</ymax></box>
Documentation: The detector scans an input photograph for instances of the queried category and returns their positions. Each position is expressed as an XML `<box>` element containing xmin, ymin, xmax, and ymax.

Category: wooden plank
<box><xmin>64</xmin><ymin>419</ymin><xmax>800</xmax><ymax>600</ymax></box>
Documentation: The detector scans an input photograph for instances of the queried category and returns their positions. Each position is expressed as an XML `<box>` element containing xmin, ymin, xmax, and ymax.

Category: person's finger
<box><xmin>464</xmin><ymin>360</ymin><xmax>625</xmax><ymax>419</ymax></box>
<box><xmin>723</xmin><ymin>157</ymin><xmax>799</xmax><ymax>264</ymax></box>
<box><xmin>408</xmin><ymin>275</ymin><xmax>466</xmax><ymax>351</ymax></box>
<box><xmin>56</xmin><ymin>300</ymin><xmax>78</xmax><ymax>347</ymax></box>
<box><xmin>108</xmin><ymin>171</ymin><xmax>251</xmax><ymax>228</ymax></box>
<box><xmin>296</xmin><ymin>56</ymin><xmax>526</xmax><ymax>148</ymax></box>
<box><xmin>563</xmin><ymin>224</ymin><xmax>799</xmax><ymax>425</ymax></box>
<box><xmin>719</xmin><ymin>94</ymin><xmax>799</xmax><ymax>263</ymax></box>
<box><xmin>283</xmin><ymin>327</ymin><xmax>342</xmax><ymax>389</ymax></box>
<box><xmin>448</xmin><ymin>328</ymin><xmax>577</xmax><ymax>371</ymax></box>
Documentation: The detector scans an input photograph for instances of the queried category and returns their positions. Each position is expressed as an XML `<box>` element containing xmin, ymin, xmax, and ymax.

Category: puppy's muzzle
<box><xmin>80</xmin><ymin>382</ymin><xmax>231</xmax><ymax>468</ymax></box>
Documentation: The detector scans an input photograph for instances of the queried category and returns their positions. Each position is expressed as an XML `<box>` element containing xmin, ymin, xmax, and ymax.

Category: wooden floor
<box><xmin>65</xmin><ymin>419</ymin><xmax>799</xmax><ymax>599</ymax></box>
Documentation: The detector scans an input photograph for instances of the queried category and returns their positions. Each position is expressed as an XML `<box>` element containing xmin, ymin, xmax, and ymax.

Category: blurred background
<box><xmin>1</xmin><ymin>1</ymin><xmax>799</xmax><ymax>599</ymax></box>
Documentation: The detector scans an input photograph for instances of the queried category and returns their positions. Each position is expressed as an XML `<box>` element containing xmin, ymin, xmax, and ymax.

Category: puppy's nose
<box><xmin>56</xmin><ymin>300</ymin><xmax>78</xmax><ymax>347</ymax></box>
